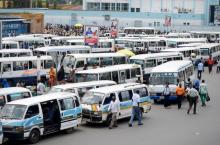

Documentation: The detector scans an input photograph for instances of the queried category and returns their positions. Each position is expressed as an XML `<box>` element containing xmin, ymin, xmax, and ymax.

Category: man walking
<box><xmin>199</xmin><ymin>80</ymin><xmax>209</xmax><ymax>106</ymax></box>
<box><xmin>176</xmin><ymin>83</ymin><xmax>185</xmax><ymax>109</ymax></box>
<box><xmin>207</xmin><ymin>56</ymin><xmax>214</xmax><ymax>74</ymax></box>
<box><xmin>187</xmin><ymin>85</ymin><xmax>199</xmax><ymax>114</ymax></box>
<box><xmin>129</xmin><ymin>90</ymin><xmax>143</xmax><ymax>127</ymax></box>
<box><xmin>197</xmin><ymin>60</ymin><xmax>204</xmax><ymax>79</ymax></box>
<box><xmin>108</xmin><ymin>96</ymin><xmax>120</xmax><ymax>129</ymax></box>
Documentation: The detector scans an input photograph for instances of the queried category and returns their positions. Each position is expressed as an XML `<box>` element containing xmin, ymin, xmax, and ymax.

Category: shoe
<box><xmin>138</xmin><ymin>123</ymin><xmax>143</xmax><ymax>126</ymax></box>
<box><xmin>193</xmin><ymin>112</ymin><xmax>197</xmax><ymax>114</ymax></box>
<box><xmin>114</xmin><ymin>125</ymin><xmax>118</xmax><ymax>128</ymax></box>
<box><xmin>187</xmin><ymin>110</ymin><xmax>190</xmax><ymax>114</ymax></box>
<box><xmin>128</xmin><ymin>124</ymin><xmax>132</xmax><ymax>127</ymax></box>
<box><xmin>109</xmin><ymin>127</ymin><xmax>112</xmax><ymax>129</ymax></box>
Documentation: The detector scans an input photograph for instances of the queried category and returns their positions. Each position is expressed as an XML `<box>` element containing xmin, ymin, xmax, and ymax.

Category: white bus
<box><xmin>130</xmin><ymin>52</ymin><xmax>184</xmax><ymax>84</ymax></box>
<box><xmin>166</xmin><ymin>33</ymin><xmax>191</xmax><ymax>38</ymax></box>
<box><xmin>50</xmin><ymin>36</ymin><xmax>83</xmax><ymax>46</ymax></box>
<box><xmin>2</xmin><ymin>41</ymin><xmax>19</xmax><ymax>49</ymax></box>
<box><xmin>166</xmin><ymin>38</ymin><xmax>207</xmax><ymax>48</ymax></box>
<box><xmin>64</xmin><ymin>53</ymin><xmax>127</xmax><ymax>72</ymax></box>
<box><xmin>161</xmin><ymin>47</ymin><xmax>200</xmax><ymax>61</ymax></box>
<box><xmin>0</xmin><ymin>49</ymin><xmax>33</xmax><ymax>58</ymax></box>
<box><xmin>34</xmin><ymin>45</ymin><xmax>91</xmax><ymax>56</ymax></box>
<box><xmin>0</xmin><ymin>56</ymin><xmax>53</xmax><ymax>86</ymax></box>
<box><xmin>124</xmin><ymin>27</ymin><xmax>155</xmax><ymax>35</ymax></box>
<box><xmin>190</xmin><ymin>31</ymin><xmax>220</xmax><ymax>42</ymax></box>
<box><xmin>197</xmin><ymin>43</ymin><xmax>220</xmax><ymax>64</ymax></box>
<box><xmin>75</xmin><ymin>64</ymin><xmax>143</xmax><ymax>84</ymax></box>
<box><xmin>0</xmin><ymin>87</ymin><xmax>32</xmax><ymax>108</ymax></box>
<box><xmin>149</xmin><ymin>60</ymin><xmax>195</xmax><ymax>102</ymax></box>
<box><xmin>49</xmin><ymin>80</ymin><xmax>116</xmax><ymax>98</ymax></box>
<box><xmin>0</xmin><ymin>92</ymin><xmax>82</xmax><ymax>143</ymax></box>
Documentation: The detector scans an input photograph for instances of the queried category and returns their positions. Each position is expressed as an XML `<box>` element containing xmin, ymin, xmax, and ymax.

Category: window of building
<box><xmin>121</xmin><ymin>3</ymin><xmax>128</xmax><ymax>11</ymax></box>
<box><xmin>101</xmin><ymin>3</ymin><xmax>110</xmax><ymax>11</ymax></box>
<box><xmin>136</xmin><ymin>8</ymin><xmax>140</xmax><ymax>12</ymax></box>
<box><xmin>87</xmin><ymin>2</ymin><xmax>100</xmax><ymax>11</ymax></box>
<box><xmin>111</xmin><ymin>3</ymin><xmax>116</xmax><ymax>11</ymax></box>
<box><xmin>131</xmin><ymin>8</ymin><xmax>135</xmax><ymax>12</ymax></box>
<box><xmin>116</xmin><ymin>3</ymin><xmax>121</xmax><ymax>11</ymax></box>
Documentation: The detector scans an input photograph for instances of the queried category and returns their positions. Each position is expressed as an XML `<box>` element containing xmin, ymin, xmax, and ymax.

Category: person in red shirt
<box><xmin>207</xmin><ymin>55</ymin><xmax>214</xmax><ymax>74</ymax></box>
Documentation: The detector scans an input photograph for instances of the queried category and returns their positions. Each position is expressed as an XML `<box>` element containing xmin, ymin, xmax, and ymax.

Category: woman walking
<box><xmin>199</xmin><ymin>80</ymin><xmax>209</xmax><ymax>106</ymax></box>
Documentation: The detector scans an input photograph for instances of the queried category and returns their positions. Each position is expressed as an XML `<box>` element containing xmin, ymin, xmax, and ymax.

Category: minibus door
<box><xmin>41</xmin><ymin>100</ymin><xmax>61</xmax><ymax>134</ymax></box>
<box><xmin>119</xmin><ymin>71</ymin><xmax>126</xmax><ymax>83</ymax></box>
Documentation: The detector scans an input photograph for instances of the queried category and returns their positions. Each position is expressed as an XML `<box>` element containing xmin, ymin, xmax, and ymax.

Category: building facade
<box><xmin>0</xmin><ymin>0</ymin><xmax>219</xmax><ymax>31</ymax></box>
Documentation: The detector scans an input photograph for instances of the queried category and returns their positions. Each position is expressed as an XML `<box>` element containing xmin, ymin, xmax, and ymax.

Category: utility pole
<box><xmin>30</xmin><ymin>0</ymin><xmax>33</xmax><ymax>8</ymax></box>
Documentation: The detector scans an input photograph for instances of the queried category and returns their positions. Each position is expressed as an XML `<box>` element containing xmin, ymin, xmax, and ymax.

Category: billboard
<box><xmin>84</xmin><ymin>25</ymin><xmax>99</xmax><ymax>46</ymax></box>
<box><xmin>164</xmin><ymin>16</ymin><xmax>172</xmax><ymax>26</ymax></box>
<box><xmin>110</xmin><ymin>20</ymin><xmax>118</xmax><ymax>38</ymax></box>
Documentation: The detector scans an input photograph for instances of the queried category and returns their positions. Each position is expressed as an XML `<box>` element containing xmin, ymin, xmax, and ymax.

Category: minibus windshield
<box><xmin>82</xmin><ymin>92</ymin><xmax>104</xmax><ymax>104</ymax></box>
<box><xmin>1</xmin><ymin>104</ymin><xmax>26</xmax><ymax>120</ymax></box>
<box><xmin>49</xmin><ymin>87</ymin><xmax>63</xmax><ymax>93</ymax></box>
<box><xmin>149</xmin><ymin>73</ymin><xmax>177</xmax><ymax>85</ymax></box>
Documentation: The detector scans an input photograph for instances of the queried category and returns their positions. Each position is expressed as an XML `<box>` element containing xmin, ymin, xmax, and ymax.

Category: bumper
<box><xmin>3</xmin><ymin>131</ymin><xmax>24</xmax><ymax>140</ymax></box>
<box><xmin>82</xmin><ymin>113</ymin><xmax>103</xmax><ymax>123</ymax></box>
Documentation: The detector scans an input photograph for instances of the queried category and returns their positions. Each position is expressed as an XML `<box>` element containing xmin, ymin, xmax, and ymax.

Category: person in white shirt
<box><xmin>197</xmin><ymin>60</ymin><xmax>204</xmax><ymax>79</ymax></box>
<box><xmin>37</xmin><ymin>80</ymin><xmax>46</xmax><ymax>95</ymax></box>
<box><xmin>129</xmin><ymin>90</ymin><xmax>143</xmax><ymax>127</ymax></box>
<box><xmin>108</xmin><ymin>95</ymin><xmax>120</xmax><ymax>129</ymax></box>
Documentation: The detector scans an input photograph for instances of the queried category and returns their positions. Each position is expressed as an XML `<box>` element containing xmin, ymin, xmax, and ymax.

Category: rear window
<box><xmin>7</xmin><ymin>92</ymin><xmax>31</xmax><ymax>102</ymax></box>
<box><xmin>133</xmin><ymin>87</ymin><xmax>148</xmax><ymax>98</ymax></box>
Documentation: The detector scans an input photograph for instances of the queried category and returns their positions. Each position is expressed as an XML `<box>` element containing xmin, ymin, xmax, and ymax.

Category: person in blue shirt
<box><xmin>193</xmin><ymin>77</ymin><xmax>200</xmax><ymax>92</ymax></box>
<box><xmin>2</xmin><ymin>79</ymin><xmax>10</xmax><ymax>88</ymax></box>
<box><xmin>197</xmin><ymin>60</ymin><xmax>204</xmax><ymax>79</ymax></box>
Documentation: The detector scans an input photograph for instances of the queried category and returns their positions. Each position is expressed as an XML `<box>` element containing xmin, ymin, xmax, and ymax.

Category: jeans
<box><xmin>164</xmin><ymin>95</ymin><xmax>170</xmax><ymax>107</ymax></box>
<box><xmin>188</xmin><ymin>97</ymin><xmax>197</xmax><ymax>114</ymax></box>
<box><xmin>208</xmin><ymin>65</ymin><xmax>213</xmax><ymax>73</ymax></box>
<box><xmin>197</xmin><ymin>70</ymin><xmax>202</xmax><ymax>79</ymax></box>
<box><xmin>129</xmin><ymin>106</ymin><xmax>142</xmax><ymax>125</ymax></box>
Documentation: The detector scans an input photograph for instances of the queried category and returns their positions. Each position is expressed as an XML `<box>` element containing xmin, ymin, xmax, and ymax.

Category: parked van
<box><xmin>82</xmin><ymin>83</ymin><xmax>151</xmax><ymax>124</ymax></box>
<box><xmin>0</xmin><ymin>87</ymin><xmax>32</xmax><ymax>108</ymax></box>
<box><xmin>0</xmin><ymin>92</ymin><xmax>82</xmax><ymax>144</ymax></box>
<box><xmin>49</xmin><ymin>80</ymin><xmax>116</xmax><ymax>98</ymax></box>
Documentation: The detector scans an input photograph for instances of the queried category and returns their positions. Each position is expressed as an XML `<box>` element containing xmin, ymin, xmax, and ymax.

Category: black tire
<box><xmin>65</xmin><ymin>127</ymin><xmax>74</xmax><ymax>134</ymax></box>
<box><xmin>29</xmin><ymin>129</ymin><xmax>40</xmax><ymax>144</ymax></box>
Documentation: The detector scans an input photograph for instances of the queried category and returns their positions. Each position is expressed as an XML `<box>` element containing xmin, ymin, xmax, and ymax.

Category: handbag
<box><xmin>206</xmin><ymin>94</ymin><xmax>210</xmax><ymax>102</ymax></box>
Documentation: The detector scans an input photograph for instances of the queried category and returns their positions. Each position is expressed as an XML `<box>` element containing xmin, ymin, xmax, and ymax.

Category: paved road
<box><xmin>6</xmin><ymin>66</ymin><xmax>220</xmax><ymax>145</ymax></box>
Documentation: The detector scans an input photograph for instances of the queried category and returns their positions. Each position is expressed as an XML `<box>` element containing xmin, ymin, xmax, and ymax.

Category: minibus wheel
<box><xmin>29</xmin><ymin>129</ymin><xmax>40</xmax><ymax>144</ymax></box>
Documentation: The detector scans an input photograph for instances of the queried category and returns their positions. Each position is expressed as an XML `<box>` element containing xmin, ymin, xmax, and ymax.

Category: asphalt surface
<box><xmin>5</xmin><ymin>66</ymin><xmax>220</xmax><ymax>145</ymax></box>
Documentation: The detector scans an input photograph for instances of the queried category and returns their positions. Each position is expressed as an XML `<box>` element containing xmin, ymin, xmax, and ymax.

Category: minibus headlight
<box><xmin>14</xmin><ymin>126</ymin><xmax>24</xmax><ymax>132</ymax></box>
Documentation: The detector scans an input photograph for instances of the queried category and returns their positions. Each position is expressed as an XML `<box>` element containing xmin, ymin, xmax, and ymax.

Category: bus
<box><xmin>75</xmin><ymin>64</ymin><xmax>143</xmax><ymax>84</ymax></box>
<box><xmin>64</xmin><ymin>53</ymin><xmax>127</xmax><ymax>72</ymax></box>
<box><xmin>166</xmin><ymin>38</ymin><xmax>207</xmax><ymax>48</ymax></box>
<box><xmin>0</xmin><ymin>92</ymin><xmax>82</xmax><ymax>143</ymax></box>
<box><xmin>0</xmin><ymin>49</ymin><xmax>33</xmax><ymax>58</ymax></box>
<box><xmin>34</xmin><ymin>45</ymin><xmax>92</xmax><ymax>56</ymax></box>
<box><xmin>50</xmin><ymin>36</ymin><xmax>83</xmax><ymax>46</ymax></box>
<box><xmin>166</xmin><ymin>33</ymin><xmax>191</xmax><ymax>38</ymax></box>
<box><xmin>124</xmin><ymin>27</ymin><xmax>155</xmax><ymax>35</ymax></box>
<box><xmin>161</xmin><ymin>47</ymin><xmax>200</xmax><ymax>62</ymax></box>
<box><xmin>190</xmin><ymin>31</ymin><xmax>220</xmax><ymax>42</ymax></box>
<box><xmin>0</xmin><ymin>56</ymin><xmax>53</xmax><ymax>86</ymax></box>
<box><xmin>196</xmin><ymin>43</ymin><xmax>220</xmax><ymax>64</ymax></box>
<box><xmin>149</xmin><ymin>60</ymin><xmax>195</xmax><ymax>102</ymax></box>
<box><xmin>0</xmin><ymin>87</ymin><xmax>32</xmax><ymax>108</ymax></box>
<box><xmin>130</xmin><ymin>52</ymin><xmax>184</xmax><ymax>84</ymax></box>
<box><xmin>49</xmin><ymin>80</ymin><xmax>116</xmax><ymax>98</ymax></box>
<box><xmin>82</xmin><ymin>83</ymin><xmax>151</xmax><ymax>124</ymax></box>
<box><xmin>2</xmin><ymin>40</ymin><xmax>19</xmax><ymax>49</ymax></box>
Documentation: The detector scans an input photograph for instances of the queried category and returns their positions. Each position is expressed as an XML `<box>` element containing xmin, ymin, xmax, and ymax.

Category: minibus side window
<box><xmin>126</xmin><ymin>69</ymin><xmax>130</xmax><ymax>79</ymax></box>
<box><xmin>59</xmin><ymin>98</ymin><xmax>75</xmax><ymax>110</ymax></box>
<box><xmin>131</xmin><ymin>69</ymin><xmax>136</xmax><ymax>78</ymax></box>
<box><xmin>25</xmin><ymin>105</ymin><xmax>39</xmax><ymax>119</ymax></box>
<box><xmin>133</xmin><ymin>87</ymin><xmax>148</xmax><ymax>98</ymax></box>
<box><xmin>0</xmin><ymin>96</ymin><xmax>6</xmax><ymax>107</ymax></box>
<box><xmin>118</xmin><ymin>90</ymin><xmax>132</xmax><ymax>102</ymax></box>
<box><xmin>74</xmin><ymin>97</ymin><xmax>80</xmax><ymax>107</ymax></box>
<box><xmin>103</xmin><ymin>93</ymin><xmax>115</xmax><ymax>105</ymax></box>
